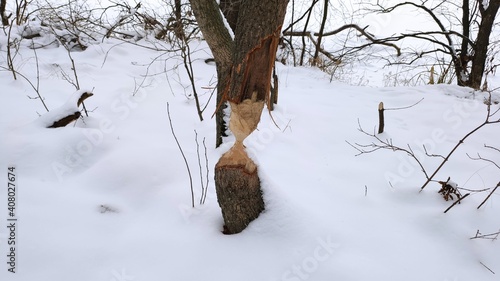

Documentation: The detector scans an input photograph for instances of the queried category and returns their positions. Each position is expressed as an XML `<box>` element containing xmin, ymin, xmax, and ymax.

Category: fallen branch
<box><xmin>471</xmin><ymin>229</ymin><xmax>500</xmax><ymax>240</ymax></box>
<box><xmin>45</xmin><ymin>90</ymin><xmax>93</xmax><ymax>128</ymax></box>
<box><xmin>443</xmin><ymin>193</ymin><xmax>470</xmax><ymax>213</ymax></box>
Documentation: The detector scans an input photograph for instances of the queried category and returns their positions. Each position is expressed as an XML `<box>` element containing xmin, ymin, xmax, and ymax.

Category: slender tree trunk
<box><xmin>174</xmin><ymin>0</ymin><xmax>186</xmax><ymax>40</ymax></box>
<box><xmin>312</xmin><ymin>0</ymin><xmax>328</xmax><ymax>66</ymax></box>
<box><xmin>299</xmin><ymin>0</ymin><xmax>319</xmax><ymax>66</ymax></box>
<box><xmin>215</xmin><ymin>64</ymin><xmax>230</xmax><ymax>147</ymax></box>
<box><xmin>189</xmin><ymin>0</ymin><xmax>233</xmax><ymax>147</ymax></box>
<box><xmin>456</xmin><ymin>0</ymin><xmax>470</xmax><ymax>87</ymax></box>
<box><xmin>1</xmin><ymin>0</ymin><xmax>9</xmax><ymax>26</ymax></box>
<box><xmin>468</xmin><ymin>1</ymin><xmax>500</xmax><ymax>89</ymax></box>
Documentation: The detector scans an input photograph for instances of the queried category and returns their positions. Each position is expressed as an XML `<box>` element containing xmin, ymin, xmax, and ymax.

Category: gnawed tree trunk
<box><xmin>190</xmin><ymin>0</ymin><xmax>288</xmax><ymax>234</ymax></box>
<box><xmin>215</xmin><ymin>0</ymin><xmax>288</xmax><ymax>234</ymax></box>
<box><xmin>215</xmin><ymin>97</ymin><xmax>265</xmax><ymax>234</ymax></box>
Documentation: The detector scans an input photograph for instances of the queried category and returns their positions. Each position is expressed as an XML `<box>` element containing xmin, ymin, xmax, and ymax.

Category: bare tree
<box><xmin>190</xmin><ymin>0</ymin><xmax>289</xmax><ymax>234</ymax></box>
<box><xmin>370</xmin><ymin>0</ymin><xmax>500</xmax><ymax>89</ymax></box>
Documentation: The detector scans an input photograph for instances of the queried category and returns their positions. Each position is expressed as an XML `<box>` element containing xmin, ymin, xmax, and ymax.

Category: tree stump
<box><xmin>215</xmin><ymin>98</ymin><xmax>265</xmax><ymax>234</ymax></box>
<box><xmin>215</xmin><ymin>164</ymin><xmax>264</xmax><ymax>234</ymax></box>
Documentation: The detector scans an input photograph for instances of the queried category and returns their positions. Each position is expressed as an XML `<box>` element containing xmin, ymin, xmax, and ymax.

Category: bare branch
<box><xmin>385</xmin><ymin>98</ymin><xmax>424</xmax><ymax>111</ymax></box>
<box><xmin>471</xmin><ymin>229</ymin><xmax>500</xmax><ymax>240</ymax></box>
<box><xmin>167</xmin><ymin>103</ymin><xmax>194</xmax><ymax>208</ymax></box>
<box><xmin>444</xmin><ymin>192</ymin><xmax>470</xmax><ymax>213</ymax></box>
<box><xmin>347</xmin><ymin>119</ymin><xmax>431</xmax><ymax>180</ymax></box>
<box><xmin>421</xmin><ymin>97</ymin><xmax>500</xmax><ymax>191</ymax></box>
<box><xmin>477</xmin><ymin>182</ymin><xmax>500</xmax><ymax>210</ymax></box>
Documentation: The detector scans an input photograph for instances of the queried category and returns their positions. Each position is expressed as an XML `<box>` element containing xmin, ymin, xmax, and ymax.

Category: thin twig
<box><xmin>0</xmin><ymin>66</ymin><xmax>49</xmax><ymax>112</ymax></box>
<box><xmin>202</xmin><ymin>137</ymin><xmax>209</xmax><ymax>204</ymax></box>
<box><xmin>195</xmin><ymin>130</ymin><xmax>205</xmax><ymax>205</ymax></box>
<box><xmin>167</xmin><ymin>103</ymin><xmax>194</xmax><ymax>208</ymax></box>
<box><xmin>479</xmin><ymin>261</ymin><xmax>495</xmax><ymax>274</ymax></box>
<box><xmin>477</xmin><ymin>182</ymin><xmax>500</xmax><ymax>209</ymax></box>
<box><xmin>347</xmin><ymin>119</ymin><xmax>431</xmax><ymax>180</ymax></box>
<box><xmin>471</xmin><ymin>229</ymin><xmax>500</xmax><ymax>240</ymax></box>
<box><xmin>385</xmin><ymin>98</ymin><xmax>424</xmax><ymax>111</ymax></box>
<box><xmin>421</xmin><ymin>95</ymin><xmax>500</xmax><ymax>191</ymax></box>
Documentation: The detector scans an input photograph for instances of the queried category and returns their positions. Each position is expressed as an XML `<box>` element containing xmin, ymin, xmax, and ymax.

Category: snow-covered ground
<box><xmin>1</xmin><ymin>13</ymin><xmax>500</xmax><ymax>281</ymax></box>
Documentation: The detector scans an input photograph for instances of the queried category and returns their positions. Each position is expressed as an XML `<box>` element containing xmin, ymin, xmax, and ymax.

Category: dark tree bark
<box><xmin>219</xmin><ymin>0</ymin><xmax>240</xmax><ymax>32</ymax></box>
<box><xmin>189</xmin><ymin>0</ymin><xmax>234</xmax><ymax>148</ymax></box>
<box><xmin>1</xmin><ymin>0</ymin><xmax>10</xmax><ymax>26</ymax></box>
<box><xmin>467</xmin><ymin>0</ymin><xmax>500</xmax><ymax>89</ymax></box>
<box><xmin>215</xmin><ymin>165</ymin><xmax>264</xmax><ymax>234</ymax></box>
<box><xmin>227</xmin><ymin>0</ymin><xmax>286</xmax><ymax>103</ymax></box>
<box><xmin>174</xmin><ymin>0</ymin><xmax>186</xmax><ymax>40</ymax></box>
<box><xmin>456</xmin><ymin>0</ymin><xmax>470</xmax><ymax>87</ymax></box>
<box><xmin>190</xmin><ymin>0</ymin><xmax>289</xmax><ymax>234</ymax></box>
<box><xmin>312</xmin><ymin>0</ymin><xmax>328</xmax><ymax>66</ymax></box>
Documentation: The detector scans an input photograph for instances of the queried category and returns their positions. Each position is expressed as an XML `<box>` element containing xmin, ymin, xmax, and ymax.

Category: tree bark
<box><xmin>190</xmin><ymin>0</ymin><xmax>234</xmax><ymax>148</ymax></box>
<box><xmin>215</xmin><ymin>159</ymin><xmax>264</xmax><ymax>234</ymax></box>
<box><xmin>219</xmin><ymin>0</ymin><xmax>240</xmax><ymax>32</ymax></box>
<box><xmin>456</xmin><ymin>0</ymin><xmax>470</xmax><ymax>87</ymax></box>
<box><xmin>312</xmin><ymin>0</ymin><xmax>328</xmax><ymax>66</ymax></box>
<box><xmin>227</xmin><ymin>0</ymin><xmax>288</xmax><ymax>103</ymax></box>
<box><xmin>1</xmin><ymin>0</ymin><xmax>9</xmax><ymax>26</ymax></box>
<box><xmin>468</xmin><ymin>1</ymin><xmax>500</xmax><ymax>89</ymax></box>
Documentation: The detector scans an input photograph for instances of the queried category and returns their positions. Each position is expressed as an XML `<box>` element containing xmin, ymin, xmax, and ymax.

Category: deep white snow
<box><xmin>1</xmin><ymin>8</ymin><xmax>500</xmax><ymax>281</ymax></box>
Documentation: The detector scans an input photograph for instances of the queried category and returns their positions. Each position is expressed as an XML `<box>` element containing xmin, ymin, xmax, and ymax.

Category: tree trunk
<box><xmin>215</xmin><ymin>166</ymin><xmax>263</xmax><ymax>234</ymax></box>
<box><xmin>1</xmin><ymin>0</ymin><xmax>9</xmax><ymax>26</ymax></box>
<box><xmin>312</xmin><ymin>0</ymin><xmax>328</xmax><ymax>66</ymax></box>
<box><xmin>468</xmin><ymin>1</ymin><xmax>500</xmax><ymax>89</ymax></box>
<box><xmin>219</xmin><ymin>0</ymin><xmax>240</xmax><ymax>32</ymax></box>
<box><xmin>215</xmin><ymin>0</ymin><xmax>288</xmax><ymax>234</ymax></box>
<box><xmin>191</xmin><ymin>0</ymin><xmax>289</xmax><ymax>234</ymax></box>
<box><xmin>456</xmin><ymin>0</ymin><xmax>470</xmax><ymax>87</ymax></box>
<box><xmin>189</xmin><ymin>0</ymin><xmax>233</xmax><ymax>148</ymax></box>
<box><xmin>215</xmin><ymin>64</ymin><xmax>230</xmax><ymax>147</ymax></box>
